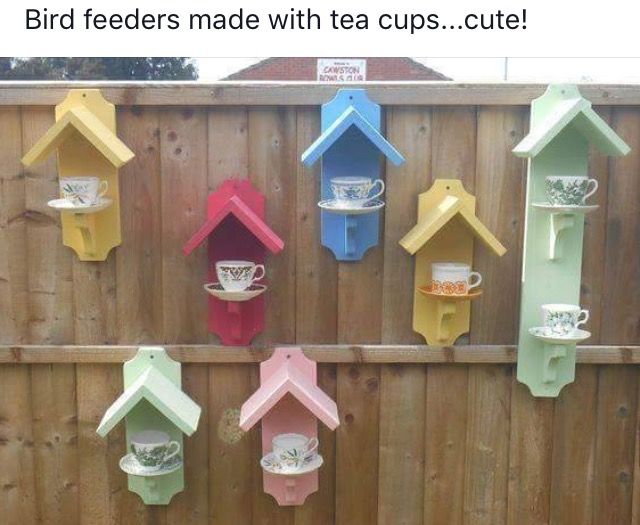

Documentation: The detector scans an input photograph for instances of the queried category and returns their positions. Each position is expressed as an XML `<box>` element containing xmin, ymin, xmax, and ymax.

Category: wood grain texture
<box><xmin>506</xmin><ymin>381</ymin><xmax>554</xmax><ymax>525</ymax></box>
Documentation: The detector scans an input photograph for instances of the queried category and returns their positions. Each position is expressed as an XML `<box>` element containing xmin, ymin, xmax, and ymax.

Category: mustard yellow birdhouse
<box><xmin>400</xmin><ymin>179</ymin><xmax>506</xmax><ymax>345</ymax></box>
<box><xmin>22</xmin><ymin>89</ymin><xmax>134</xmax><ymax>261</ymax></box>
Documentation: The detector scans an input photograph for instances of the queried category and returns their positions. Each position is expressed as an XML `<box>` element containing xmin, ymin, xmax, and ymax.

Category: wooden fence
<box><xmin>0</xmin><ymin>83</ymin><xmax>639</xmax><ymax>525</ymax></box>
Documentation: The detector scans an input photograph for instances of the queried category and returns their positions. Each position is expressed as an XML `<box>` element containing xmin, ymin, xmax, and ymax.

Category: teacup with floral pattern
<box><xmin>545</xmin><ymin>176</ymin><xmax>598</xmax><ymax>206</ymax></box>
<box><xmin>431</xmin><ymin>262</ymin><xmax>482</xmax><ymax>296</ymax></box>
<box><xmin>541</xmin><ymin>304</ymin><xmax>589</xmax><ymax>336</ymax></box>
<box><xmin>130</xmin><ymin>430</ymin><xmax>180</xmax><ymax>471</ymax></box>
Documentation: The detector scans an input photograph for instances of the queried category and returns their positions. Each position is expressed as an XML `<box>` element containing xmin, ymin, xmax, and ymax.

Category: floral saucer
<box><xmin>119</xmin><ymin>453</ymin><xmax>183</xmax><ymax>477</ymax></box>
<box><xmin>532</xmin><ymin>202</ymin><xmax>599</xmax><ymax>214</ymax></box>
<box><xmin>48</xmin><ymin>197</ymin><xmax>113</xmax><ymax>214</ymax></box>
<box><xmin>260</xmin><ymin>452</ymin><xmax>324</xmax><ymax>476</ymax></box>
<box><xmin>318</xmin><ymin>199</ymin><xmax>385</xmax><ymax>215</ymax></box>
<box><xmin>528</xmin><ymin>327</ymin><xmax>591</xmax><ymax>345</ymax></box>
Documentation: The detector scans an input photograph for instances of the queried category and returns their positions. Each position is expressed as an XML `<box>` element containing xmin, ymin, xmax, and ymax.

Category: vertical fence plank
<box><xmin>377</xmin><ymin>107</ymin><xmax>430</xmax><ymax>525</ymax></box>
<box><xmin>0</xmin><ymin>106</ymin><xmax>28</xmax><ymax>343</ymax></box>
<box><xmin>462</xmin><ymin>106</ymin><xmax>524</xmax><ymax>525</ymax></box>
<box><xmin>208</xmin><ymin>365</ymin><xmax>253</xmax><ymax>524</ymax></box>
<box><xmin>116</xmin><ymin>107</ymin><xmax>163</xmax><ymax>344</ymax></box>
<box><xmin>506</xmin><ymin>383</ymin><xmax>554</xmax><ymax>525</ymax></box>
<box><xmin>158</xmin><ymin>108</ymin><xmax>209</xmax><ymax>524</ymax></box>
<box><xmin>295</xmin><ymin>107</ymin><xmax>338</xmax><ymax>344</ymax></box>
<box><xmin>76</xmin><ymin>364</ymin><xmax>125</xmax><ymax>525</ymax></box>
<box><xmin>0</xmin><ymin>365</ymin><xmax>37</xmax><ymax>525</ymax></box>
<box><xmin>549</xmin><ymin>366</ymin><xmax>598</xmax><ymax>525</ymax></box>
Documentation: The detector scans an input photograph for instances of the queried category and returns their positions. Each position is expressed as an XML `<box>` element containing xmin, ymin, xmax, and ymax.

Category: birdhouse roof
<box><xmin>22</xmin><ymin>106</ymin><xmax>135</xmax><ymax>168</ymax></box>
<box><xmin>513</xmin><ymin>85</ymin><xmax>630</xmax><ymax>158</ymax></box>
<box><xmin>400</xmin><ymin>194</ymin><xmax>506</xmax><ymax>256</ymax></box>
<box><xmin>239</xmin><ymin>358</ymin><xmax>340</xmax><ymax>432</ymax></box>
<box><xmin>182</xmin><ymin>194</ymin><xmax>284</xmax><ymax>256</ymax></box>
<box><xmin>301</xmin><ymin>106</ymin><xmax>405</xmax><ymax>167</ymax></box>
<box><xmin>96</xmin><ymin>366</ymin><xmax>201</xmax><ymax>437</ymax></box>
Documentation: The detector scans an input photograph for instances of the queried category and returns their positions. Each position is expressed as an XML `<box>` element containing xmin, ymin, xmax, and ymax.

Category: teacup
<box><xmin>545</xmin><ymin>176</ymin><xmax>598</xmax><ymax>205</ymax></box>
<box><xmin>541</xmin><ymin>304</ymin><xmax>589</xmax><ymax>336</ymax></box>
<box><xmin>272</xmin><ymin>433</ymin><xmax>318</xmax><ymax>472</ymax></box>
<box><xmin>431</xmin><ymin>262</ymin><xmax>482</xmax><ymax>295</ymax></box>
<box><xmin>130</xmin><ymin>430</ymin><xmax>180</xmax><ymax>471</ymax></box>
<box><xmin>60</xmin><ymin>176</ymin><xmax>108</xmax><ymax>206</ymax></box>
<box><xmin>330</xmin><ymin>176</ymin><xmax>385</xmax><ymax>208</ymax></box>
<box><xmin>215</xmin><ymin>260</ymin><xmax>265</xmax><ymax>292</ymax></box>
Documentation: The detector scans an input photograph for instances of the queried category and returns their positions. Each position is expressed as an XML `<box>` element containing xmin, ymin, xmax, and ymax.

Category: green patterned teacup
<box><xmin>545</xmin><ymin>176</ymin><xmax>598</xmax><ymax>205</ymax></box>
<box><xmin>130</xmin><ymin>430</ymin><xmax>180</xmax><ymax>471</ymax></box>
<box><xmin>541</xmin><ymin>304</ymin><xmax>589</xmax><ymax>336</ymax></box>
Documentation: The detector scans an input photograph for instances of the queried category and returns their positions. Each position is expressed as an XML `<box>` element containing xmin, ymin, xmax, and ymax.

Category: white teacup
<box><xmin>545</xmin><ymin>176</ymin><xmax>598</xmax><ymax>206</ymax></box>
<box><xmin>272</xmin><ymin>433</ymin><xmax>318</xmax><ymax>472</ymax></box>
<box><xmin>541</xmin><ymin>304</ymin><xmax>589</xmax><ymax>336</ymax></box>
<box><xmin>130</xmin><ymin>430</ymin><xmax>180</xmax><ymax>471</ymax></box>
<box><xmin>431</xmin><ymin>262</ymin><xmax>482</xmax><ymax>295</ymax></box>
<box><xmin>60</xmin><ymin>176</ymin><xmax>108</xmax><ymax>206</ymax></box>
<box><xmin>330</xmin><ymin>176</ymin><xmax>385</xmax><ymax>208</ymax></box>
<box><xmin>215</xmin><ymin>260</ymin><xmax>265</xmax><ymax>292</ymax></box>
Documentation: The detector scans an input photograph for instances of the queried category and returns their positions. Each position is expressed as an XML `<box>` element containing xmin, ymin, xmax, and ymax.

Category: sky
<box><xmin>196</xmin><ymin>57</ymin><xmax>640</xmax><ymax>82</ymax></box>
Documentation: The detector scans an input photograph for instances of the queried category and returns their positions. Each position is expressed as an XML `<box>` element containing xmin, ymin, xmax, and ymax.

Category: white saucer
<box><xmin>48</xmin><ymin>197</ymin><xmax>113</xmax><ymax>214</ymax></box>
<box><xmin>203</xmin><ymin>283</ymin><xmax>267</xmax><ymax>302</ymax></box>
<box><xmin>532</xmin><ymin>203</ymin><xmax>599</xmax><ymax>214</ymax></box>
<box><xmin>119</xmin><ymin>453</ymin><xmax>182</xmax><ymax>477</ymax></box>
<box><xmin>529</xmin><ymin>327</ymin><xmax>591</xmax><ymax>345</ymax></box>
<box><xmin>260</xmin><ymin>452</ymin><xmax>324</xmax><ymax>476</ymax></box>
<box><xmin>318</xmin><ymin>199</ymin><xmax>385</xmax><ymax>215</ymax></box>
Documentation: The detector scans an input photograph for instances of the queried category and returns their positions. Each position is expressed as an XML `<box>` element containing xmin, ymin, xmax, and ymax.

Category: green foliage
<box><xmin>0</xmin><ymin>58</ymin><xmax>198</xmax><ymax>80</ymax></box>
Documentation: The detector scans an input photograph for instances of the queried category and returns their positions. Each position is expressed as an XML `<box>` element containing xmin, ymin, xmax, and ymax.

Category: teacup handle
<box><xmin>576</xmin><ymin>309</ymin><xmax>590</xmax><ymax>328</ymax></box>
<box><xmin>163</xmin><ymin>441</ymin><xmax>181</xmax><ymax>463</ymax></box>
<box><xmin>584</xmin><ymin>179</ymin><xmax>598</xmax><ymax>201</ymax></box>
<box><xmin>252</xmin><ymin>264</ymin><xmax>266</xmax><ymax>282</ymax></box>
<box><xmin>467</xmin><ymin>272</ymin><xmax>482</xmax><ymax>290</ymax></box>
<box><xmin>304</xmin><ymin>437</ymin><xmax>319</xmax><ymax>458</ymax></box>
<box><xmin>367</xmin><ymin>179</ymin><xmax>385</xmax><ymax>201</ymax></box>
<box><xmin>98</xmin><ymin>180</ymin><xmax>109</xmax><ymax>198</ymax></box>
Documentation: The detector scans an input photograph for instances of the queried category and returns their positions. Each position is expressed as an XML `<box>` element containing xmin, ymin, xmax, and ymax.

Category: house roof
<box><xmin>513</xmin><ymin>85</ymin><xmax>630</xmax><ymax>158</ymax></box>
<box><xmin>182</xmin><ymin>194</ymin><xmax>284</xmax><ymax>256</ymax></box>
<box><xmin>96</xmin><ymin>366</ymin><xmax>201</xmax><ymax>437</ymax></box>
<box><xmin>22</xmin><ymin>106</ymin><xmax>134</xmax><ymax>168</ymax></box>
<box><xmin>239</xmin><ymin>358</ymin><xmax>340</xmax><ymax>432</ymax></box>
<box><xmin>223</xmin><ymin>57</ymin><xmax>451</xmax><ymax>81</ymax></box>
<box><xmin>400</xmin><ymin>194</ymin><xmax>506</xmax><ymax>256</ymax></box>
<box><xmin>301</xmin><ymin>106</ymin><xmax>405</xmax><ymax>166</ymax></box>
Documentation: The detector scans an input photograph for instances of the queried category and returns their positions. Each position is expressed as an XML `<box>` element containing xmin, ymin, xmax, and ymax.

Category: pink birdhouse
<box><xmin>240</xmin><ymin>348</ymin><xmax>339</xmax><ymax>506</ymax></box>
<box><xmin>183</xmin><ymin>179</ymin><xmax>284</xmax><ymax>345</ymax></box>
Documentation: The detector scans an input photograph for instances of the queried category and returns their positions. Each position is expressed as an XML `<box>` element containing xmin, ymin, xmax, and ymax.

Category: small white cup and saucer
<box><xmin>260</xmin><ymin>433</ymin><xmax>323</xmax><ymax>476</ymax></box>
<box><xmin>48</xmin><ymin>176</ymin><xmax>112</xmax><ymax>213</ymax></box>
<box><xmin>318</xmin><ymin>176</ymin><xmax>385</xmax><ymax>215</ymax></box>
<box><xmin>204</xmin><ymin>260</ymin><xmax>267</xmax><ymax>302</ymax></box>
<box><xmin>119</xmin><ymin>430</ymin><xmax>183</xmax><ymax>477</ymax></box>
<box><xmin>529</xmin><ymin>303</ymin><xmax>592</xmax><ymax>344</ymax></box>
<box><xmin>419</xmin><ymin>262</ymin><xmax>483</xmax><ymax>300</ymax></box>
<box><xmin>533</xmin><ymin>175</ymin><xmax>599</xmax><ymax>214</ymax></box>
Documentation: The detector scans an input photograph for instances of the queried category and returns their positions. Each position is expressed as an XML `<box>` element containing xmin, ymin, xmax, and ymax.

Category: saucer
<box><xmin>48</xmin><ymin>197</ymin><xmax>113</xmax><ymax>214</ymax></box>
<box><xmin>528</xmin><ymin>327</ymin><xmax>591</xmax><ymax>345</ymax></box>
<box><xmin>119</xmin><ymin>453</ymin><xmax>183</xmax><ymax>477</ymax></box>
<box><xmin>417</xmin><ymin>284</ymin><xmax>483</xmax><ymax>301</ymax></box>
<box><xmin>260</xmin><ymin>452</ymin><xmax>324</xmax><ymax>476</ymax></box>
<box><xmin>532</xmin><ymin>203</ymin><xmax>599</xmax><ymax>214</ymax></box>
<box><xmin>203</xmin><ymin>283</ymin><xmax>267</xmax><ymax>302</ymax></box>
<box><xmin>318</xmin><ymin>199</ymin><xmax>385</xmax><ymax>215</ymax></box>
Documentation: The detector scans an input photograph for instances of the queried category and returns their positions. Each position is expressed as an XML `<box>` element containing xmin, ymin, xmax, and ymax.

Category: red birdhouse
<box><xmin>183</xmin><ymin>179</ymin><xmax>284</xmax><ymax>345</ymax></box>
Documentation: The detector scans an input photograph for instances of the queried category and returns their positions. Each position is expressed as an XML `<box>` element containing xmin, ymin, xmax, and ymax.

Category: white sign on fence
<box><xmin>317</xmin><ymin>59</ymin><xmax>367</xmax><ymax>82</ymax></box>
